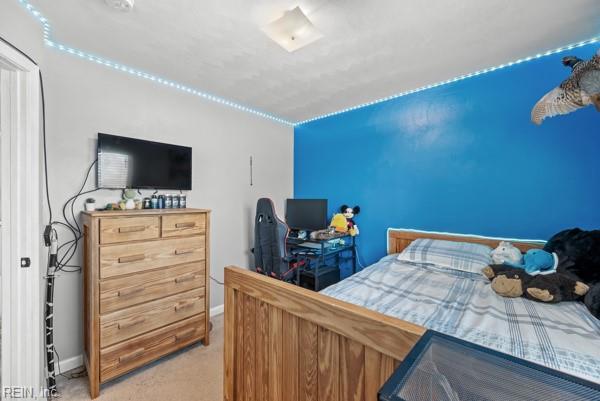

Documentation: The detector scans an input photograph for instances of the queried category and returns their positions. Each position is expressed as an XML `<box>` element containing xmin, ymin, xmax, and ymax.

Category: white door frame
<box><xmin>0</xmin><ymin>41</ymin><xmax>43</xmax><ymax>398</ymax></box>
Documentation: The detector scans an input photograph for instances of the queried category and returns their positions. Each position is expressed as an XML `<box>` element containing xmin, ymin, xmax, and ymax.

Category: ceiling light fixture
<box><xmin>261</xmin><ymin>6</ymin><xmax>323</xmax><ymax>52</ymax></box>
<box><xmin>105</xmin><ymin>0</ymin><xmax>134</xmax><ymax>12</ymax></box>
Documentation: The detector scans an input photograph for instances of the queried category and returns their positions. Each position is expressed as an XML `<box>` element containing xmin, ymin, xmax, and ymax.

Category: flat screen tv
<box><xmin>97</xmin><ymin>133</ymin><xmax>192</xmax><ymax>190</ymax></box>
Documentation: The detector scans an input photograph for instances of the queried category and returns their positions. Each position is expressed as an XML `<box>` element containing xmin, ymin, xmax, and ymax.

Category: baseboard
<box><xmin>54</xmin><ymin>306</ymin><xmax>224</xmax><ymax>375</ymax></box>
<box><xmin>56</xmin><ymin>354</ymin><xmax>83</xmax><ymax>375</ymax></box>
<box><xmin>210</xmin><ymin>304</ymin><xmax>224</xmax><ymax>317</ymax></box>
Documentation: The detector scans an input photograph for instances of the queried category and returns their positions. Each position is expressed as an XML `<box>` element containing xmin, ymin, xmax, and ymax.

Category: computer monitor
<box><xmin>285</xmin><ymin>199</ymin><xmax>328</xmax><ymax>231</ymax></box>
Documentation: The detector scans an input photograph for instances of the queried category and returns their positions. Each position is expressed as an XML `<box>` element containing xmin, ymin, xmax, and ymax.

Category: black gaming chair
<box><xmin>252</xmin><ymin>198</ymin><xmax>304</xmax><ymax>282</ymax></box>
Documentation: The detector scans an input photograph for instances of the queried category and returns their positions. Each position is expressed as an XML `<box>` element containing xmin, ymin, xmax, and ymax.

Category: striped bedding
<box><xmin>321</xmin><ymin>254</ymin><xmax>600</xmax><ymax>383</ymax></box>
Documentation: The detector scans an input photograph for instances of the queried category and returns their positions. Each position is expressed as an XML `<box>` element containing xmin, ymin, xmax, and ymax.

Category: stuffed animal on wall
<box><xmin>491</xmin><ymin>241</ymin><xmax>522</xmax><ymax>265</ymax></box>
<box><xmin>482</xmin><ymin>264</ymin><xmax>589</xmax><ymax>303</ymax></box>
<box><xmin>531</xmin><ymin>49</ymin><xmax>600</xmax><ymax>125</ymax></box>
<box><xmin>340</xmin><ymin>205</ymin><xmax>360</xmax><ymax>236</ymax></box>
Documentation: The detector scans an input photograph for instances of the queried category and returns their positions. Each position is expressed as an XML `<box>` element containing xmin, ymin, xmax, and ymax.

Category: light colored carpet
<box><xmin>57</xmin><ymin>314</ymin><xmax>223</xmax><ymax>401</ymax></box>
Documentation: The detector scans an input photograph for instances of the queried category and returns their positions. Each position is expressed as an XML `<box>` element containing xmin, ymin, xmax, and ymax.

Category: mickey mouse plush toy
<box><xmin>341</xmin><ymin>205</ymin><xmax>360</xmax><ymax>236</ymax></box>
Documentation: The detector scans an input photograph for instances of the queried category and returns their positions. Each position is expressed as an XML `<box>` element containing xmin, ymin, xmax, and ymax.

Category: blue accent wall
<box><xmin>294</xmin><ymin>44</ymin><xmax>600</xmax><ymax>271</ymax></box>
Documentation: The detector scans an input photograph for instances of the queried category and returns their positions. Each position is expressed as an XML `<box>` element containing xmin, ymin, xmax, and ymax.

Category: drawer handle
<box><xmin>175</xmin><ymin>328</ymin><xmax>197</xmax><ymax>341</ymax></box>
<box><xmin>118</xmin><ymin>225</ymin><xmax>146</xmax><ymax>234</ymax></box>
<box><xmin>118</xmin><ymin>254</ymin><xmax>145</xmax><ymax>264</ymax></box>
<box><xmin>174</xmin><ymin>301</ymin><xmax>195</xmax><ymax>312</ymax></box>
<box><xmin>117</xmin><ymin>286</ymin><xmax>145</xmax><ymax>297</ymax></box>
<box><xmin>118</xmin><ymin>348</ymin><xmax>145</xmax><ymax>364</ymax></box>
<box><xmin>174</xmin><ymin>273</ymin><xmax>196</xmax><ymax>284</ymax></box>
<box><xmin>174</xmin><ymin>249</ymin><xmax>195</xmax><ymax>256</ymax></box>
<box><xmin>117</xmin><ymin>317</ymin><xmax>146</xmax><ymax>330</ymax></box>
<box><xmin>175</xmin><ymin>222</ymin><xmax>196</xmax><ymax>229</ymax></box>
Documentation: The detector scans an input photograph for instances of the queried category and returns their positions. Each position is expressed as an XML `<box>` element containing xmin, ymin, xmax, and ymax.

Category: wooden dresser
<box><xmin>81</xmin><ymin>208</ymin><xmax>210</xmax><ymax>398</ymax></box>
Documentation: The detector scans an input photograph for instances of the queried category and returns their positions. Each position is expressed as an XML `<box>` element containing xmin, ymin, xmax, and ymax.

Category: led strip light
<box><xmin>386</xmin><ymin>227</ymin><xmax>546</xmax><ymax>253</ymax></box>
<box><xmin>18</xmin><ymin>0</ymin><xmax>600</xmax><ymax>127</ymax></box>
<box><xmin>17</xmin><ymin>0</ymin><xmax>294</xmax><ymax>126</ymax></box>
<box><xmin>296</xmin><ymin>36</ymin><xmax>600</xmax><ymax>126</ymax></box>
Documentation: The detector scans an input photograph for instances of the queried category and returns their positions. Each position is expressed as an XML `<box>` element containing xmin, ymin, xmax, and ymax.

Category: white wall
<box><xmin>1</xmin><ymin>0</ymin><xmax>293</xmax><ymax>366</ymax></box>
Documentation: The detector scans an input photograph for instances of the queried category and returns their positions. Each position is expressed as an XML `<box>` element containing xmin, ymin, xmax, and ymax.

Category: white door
<box><xmin>0</xmin><ymin>42</ymin><xmax>43</xmax><ymax>400</ymax></box>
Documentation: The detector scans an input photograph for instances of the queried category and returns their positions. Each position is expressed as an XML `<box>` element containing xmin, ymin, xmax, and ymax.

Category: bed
<box><xmin>322</xmin><ymin>254</ymin><xmax>600</xmax><ymax>384</ymax></box>
<box><xmin>223</xmin><ymin>229</ymin><xmax>600</xmax><ymax>401</ymax></box>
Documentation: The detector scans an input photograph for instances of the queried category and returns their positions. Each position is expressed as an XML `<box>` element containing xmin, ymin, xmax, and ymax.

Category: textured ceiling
<box><xmin>26</xmin><ymin>0</ymin><xmax>600</xmax><ymax>122</ymax></box>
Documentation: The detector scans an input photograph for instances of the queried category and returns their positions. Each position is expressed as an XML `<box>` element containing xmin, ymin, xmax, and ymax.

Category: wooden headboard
<box><xmin>388</xmin><ymin>229</ymin><xmax>545</xmax><ymax>254</ymax></box>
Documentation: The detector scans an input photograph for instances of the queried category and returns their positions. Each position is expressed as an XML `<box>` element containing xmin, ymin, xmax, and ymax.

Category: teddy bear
<box><xmin>482</xmin><ymin>264</ymin><xmax>589</xmax><ymax>303</ymax></box>
<box><xmin>490</xmin><ymin>241</ymin><xmax>522</xmax><ymax>265</ymax></box>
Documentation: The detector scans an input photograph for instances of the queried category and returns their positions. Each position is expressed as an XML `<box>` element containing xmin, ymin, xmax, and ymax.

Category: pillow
<box><xmin>397</xmin><ymin>238</ymin><xmax>493</xmax><ymax>274</ymax></box>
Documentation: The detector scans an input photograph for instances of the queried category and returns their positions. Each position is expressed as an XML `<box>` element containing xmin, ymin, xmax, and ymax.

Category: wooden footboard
<box><xmin>224</xmin><ymin>229</ymin><xmax>545</xmax><ymax>400</ymax></box>
<box><xmin>224</xmin><ymin>266</ymin><xmax>426</xmax><ymax>401</ymax></box>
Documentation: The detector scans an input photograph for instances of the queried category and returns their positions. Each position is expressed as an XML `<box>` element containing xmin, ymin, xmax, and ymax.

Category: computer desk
<box><xmin>286</xmin><ymin>234</ymin><xmax>356</xmax><ymax>291</ymax></box>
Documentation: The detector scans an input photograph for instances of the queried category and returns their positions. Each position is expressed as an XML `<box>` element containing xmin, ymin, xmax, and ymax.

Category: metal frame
<box><xmin>378</xmin><ymin>330</ymin><xmax>600</xmax><ymax>401</ymax></box>
<box><xmin>287</xmin><ymin>234</ymin><xmax>356</xmax><ymax>290</ymax></box>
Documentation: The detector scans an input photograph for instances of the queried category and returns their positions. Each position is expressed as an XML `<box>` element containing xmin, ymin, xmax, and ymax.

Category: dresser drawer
<box><xmin>162</xmin><ymin>213</ymin><xmax>206</xmax><ymax>238</ymax></box>
<box><xmin>99</xmin><ymin>236</ymin><xmax>205</xmax><ymax>279</ymax></box>
<box><xmin>100</xmin><ymin>262</ymin><xmax>206</xmax><ymax>314</ymax></box>
<box><xmin>100</xmin><ymin>314</ymin><xmax>205</xmax><ymax>383</ymax></box>
<box><xmin>100</xmin><ymin>216</ymin><xmax>160</xmax><ymax>244</ymax></box>
<box><xmin>100</xmin><ymin>287</ymin><xmax>205</xmax><ymax>348</ymax></box>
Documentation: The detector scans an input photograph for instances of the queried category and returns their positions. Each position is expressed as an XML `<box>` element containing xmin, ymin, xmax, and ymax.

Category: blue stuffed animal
<box><xmin>505</xmin><ymin>249</ymin><xmax>558</xmax><ymax>275</ymax></box>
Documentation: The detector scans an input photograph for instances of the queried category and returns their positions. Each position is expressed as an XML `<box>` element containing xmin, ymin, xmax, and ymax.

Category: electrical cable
<box><xmin>46</xmin><ymin>159</ymin><xmax>100</xmax><ymax>273</ymax></box>
<box><xmin>52</xmin><ymin>314</ymin><xmax>87</xmax><ymax>381</ymax></box>
<box><xmin>40</xmin><ymin>71</ymin><xmax>53</xmax><ymax>225</ymax></box>
<box><xmin>355</xmin><ymin>246</ymin><xmax>366</xmax><ymax>270</ymax></box>
<box><xmin>0</xmin><ymin>35</ymin><xmax>38</xmax><ymax>65</ymax></box>
<box><xmin>67</xmin><ymin>159</ymin><xmax>97</xmax><ymax>235</ymax></box>
<box><xmin>54</xmin><ymin>184</ymin><xmax>102</xmax><ymax>272</ymax></box>
<box><xmin>50</xmin><ymin>160</ymin><xmax>100</xmax><ymax>273</ymax></box>
<box><xmin>45</xmin><ymin>228</ymin><xmax>58</xmax><ymax>395</ymax></box>
<box><xmin>210</xmin><ymin>276</ymin><xmax>224</xmax><ymax>286</ymax></box>
<box><xmin>53</xmin><ymin>346</ymin><xmax>69</xmax><ymax>380</ymax></box>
